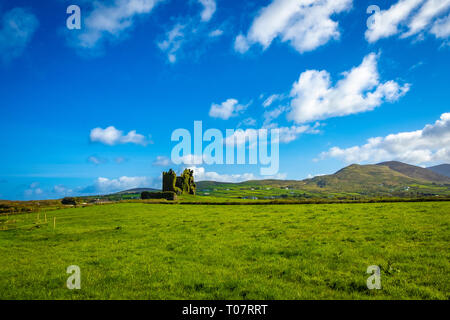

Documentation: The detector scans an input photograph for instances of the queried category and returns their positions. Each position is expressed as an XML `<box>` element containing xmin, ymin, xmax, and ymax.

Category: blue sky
<box><xmin>0</xmin><ymin>0</ymin><xmax>449</xmax><ymax>200</ymax></box>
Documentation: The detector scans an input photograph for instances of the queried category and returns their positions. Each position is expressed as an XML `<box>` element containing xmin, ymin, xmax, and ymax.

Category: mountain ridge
<box><xmin>376</xmin><ymin>161</ymin><xmax>450</xmax><ymax>183</ymax></box>
<box><xmin>427</xmin><ymin>164</ymin><xmax>450</xmax><ymax>178</ymax></box>
<box><xmin>195</xmin><ymin>161</ymin><xmax>450</xmax><ymax>195</ymax></box>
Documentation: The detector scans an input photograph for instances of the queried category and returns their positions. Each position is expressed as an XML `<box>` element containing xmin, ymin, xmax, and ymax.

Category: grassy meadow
<box><xmin>0</xmin><ymin>202</ymin><xmax>449</xmax><ymax>300</ymax></box>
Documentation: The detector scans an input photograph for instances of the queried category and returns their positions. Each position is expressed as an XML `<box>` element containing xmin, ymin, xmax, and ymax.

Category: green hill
<box><xmin>196</xmin><ymin>162</ymin><xmax>450</xmax><ymax>198</ymax></box>
<box><xmin>377</xmin><ymin>161</ymin><xmax>450</xmax><ymax>183</ymax></box>
<box><xmin>115</xmin><ymin>188</ymin><xmax>159</xmax><ymax>195</ymax></box>
<box><xmin>427</xmin><ymin>164</ymin><xmax>450</xmax><ymax>178</ymax></box>
<box><xmin>302</xmin><ymin>164</ymin><xmax>419</xmax><ymax>192</ymax></box>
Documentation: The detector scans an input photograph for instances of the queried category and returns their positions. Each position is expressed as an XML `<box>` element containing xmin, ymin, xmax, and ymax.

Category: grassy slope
<box><xmin>377</xmin><ymin>161</ymin><xmax>450</xmax><ymax>183</ymax></box>
<box><xmin>427</xmin><ymin>164</ymin><xmax>450</xmax><ymax>178</ymax></box>
<box><xmin>304</xmin><ymin>164</ymin><xmax>425</xmax><ymax>191</ymax></box>
<box><xmin>1</xmin><ymin>202</ymin><xmax>449</xmax><ymax>300</ymax></box>
<box><xmin>196</xmin><ymin>164</ymin><xmax>450</xmax><ymax>198</ymax></box>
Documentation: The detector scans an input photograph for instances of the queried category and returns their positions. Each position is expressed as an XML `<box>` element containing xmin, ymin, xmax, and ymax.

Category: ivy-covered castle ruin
<box><xmin>163</xmin><ymin>169</ymin><xmax>196</xmax><ymax>195</ymax></box>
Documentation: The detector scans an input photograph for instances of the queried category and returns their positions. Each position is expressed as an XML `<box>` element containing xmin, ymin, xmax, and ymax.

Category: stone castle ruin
<box><xmin>163</xmin><ymin>169</ymin><xmax>196</xmax><ymax>195</ymax></box>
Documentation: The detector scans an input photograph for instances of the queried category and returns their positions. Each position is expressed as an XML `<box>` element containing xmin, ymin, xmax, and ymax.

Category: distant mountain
<box><xmin>196</xmin><ymin>161</ymin><xmax>450</xmax><ymax>196</ymax></box>
<box><xmin>377</xmin><ymin>161</ymin><xmax>450</xmax><ymax>183</ymax></box>
<box><xmin>427</xmin><ymin>164</ymin><xmax>450</xmax><ymax>178</ymax></box>
<box><xmin>195</xmin><ymin>181</ymin><xmax>235</xmax><ymax>189</ymax></box>
<box><xmin>197</xmin><ymin>164</ymin><xmax>419</xmax><ymax>192</ymax></box>
<box><xmin>302</xmin><ymin>164</ymin><xmax>420</xmax><ymax>192</ymax></box>
<box><xmin>196</xmin><ymin>180</ymin><xmax>300</xmax><ymax>189</ymax></box>
<box><xmin>115</xmin><ymin>188</ymin><xmax>159</xmax><ymax>195</ymax></box>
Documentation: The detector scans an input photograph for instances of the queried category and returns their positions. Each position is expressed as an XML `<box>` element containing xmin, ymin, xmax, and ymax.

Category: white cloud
<box><xmin>158</xmin><ymin>23</ymin><xmax>185</xmax><ymax>63</ymax></box>
<box><xmin>179</xmin><ymin>154</ymin><xmax>205</xmax><ymax>165</ymax></box>
<box><xmin>263</xmin><ymin>106</ymin><xmax>287</xmax><ymax>125</ymax></box>
<box><xmin>209</xmin><ymin>29</ymin><xmax>223</xmax><ymax>37</ymax></box>
<box><xmin>287</xmin><ymin>53</ymin><xmax>410</xmax><ymax>123</ymax></box>
<box><xmin>88</xmin><ymin>155</ymin><xmax>107</xmax><ymax>165</ymax></box>
<box><xmin>198</xmin><ymin>0</ymin><xmax>217</xmax><ymax>22</ymax></box>
<box><xmin>365</xmin><ymin>0</ymin><xmax>423</xmax><ymax>42</ymax></box>
<box><xmin>24</xmin><ymin>188</ymin><xmax>43</xmax><ymax>197</ymax></box>
<box><xmin>90</xmin><ymin>176</ymin><xmax>151</xmax><ymax>193</ymax></box>
<box><xmin>431</xmin><ymin>13</ymin><xmax>450</xmax><ymax>38</ymax></box>
<box><xmin>237</xmin><ymin>117</ymin><xmax>257</xmax><ymax>127</ymax></box>
<box><xmin>90</xmin><ymin>126</ymin><xmax>150</xmax><ymax>146</ymax></box>
<box><xmin>277</xmin><ymin>124</ymin><xmax>318</xmax><ymax>143</ymax></box>
<box><xmin>223</xmin><ymin>124</ymin><xmax>319</xmax><ymax>145</ymax></box>
<box><xmin>153</xmin><ymin>155</ymin><xmax>171</xmax><ymax>166</ymax></box>
<box><xmin>24</xmin><ymin>182</ymin><xmax>43</xmax><ymax>198</ymax></box>
<box><xmin>306</xmin><ymin>173</ymin><xmax>327</xmax><ymax>179</ymax></box>
<box><xmin>188</xmin><ymin>166</ymin><xmax>257</xmax><ymax>182</ymax></box>
<box><xmin>234</xmin><ymin>34</ymin><xmax>250</xmax><ymax>53</ymax></box>
<box><xmin>262</xmin><ymin>94</ymin><xmax>282</xmax><ymax>108</ymax></box>
<box><xmin>53</xmin><ymin>185</ymin><xmax>74</xmax><ymax>196</ymax></box>
<box><xmin>224</xmin><ymin>128</ymin><xmax>259</xmax><ymax>147</ymax></box>
<box><xmin>71</xmin><ymin>0</ymin><xmax>162</xmax><ymax>50</ymax></box>
<box><xmin>188</xmin><ymin>166</ymin><xmax>287</xmax><ymax>183</ymax></box>
<box><xmin>319</xmin><ymin>113</ymin><xmax>450</xmax><ymax>165</ymax></box>
<box><xmin>157</xmin><ymin>1</ymin><xmax>219</xmax><ymax>63</ymax></box>
<box><xmin>0</xmin><ymin>7</ymin><xmax>39</xmax><ymax>63</ymax></box>
<box><xmin>365</xmin><ymin>0</ymin><xmax>450</xmax><ymax>42</ymax></box>
<box><xmin>403</xmin><ymin>0</ymin><xmax>450</xmax><ymax>37</ymax></box>
<box><xmin>235</xmin><ymin>0</ymin><xmax>352</xmax><ymax>54</ymax></box>
<box><xmin>209</xmin><ymin>98</ymin><xmax>249</xmax><ymax>120</ymax></box>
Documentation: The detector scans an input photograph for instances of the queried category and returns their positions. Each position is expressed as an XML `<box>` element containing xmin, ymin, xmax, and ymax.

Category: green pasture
<box><xmin>0</xmin><ymin>202</ymin><xmax>448</xmax><ymax>299</ymax></box>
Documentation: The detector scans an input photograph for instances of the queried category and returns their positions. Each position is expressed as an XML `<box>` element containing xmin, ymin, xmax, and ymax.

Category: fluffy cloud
<box><xmin>84</xmin><ymin>176</ymin><xmax>152</xmax><ymax>194</ymax></box>
<box><xmin>158</xmin><ymin>1</ymin><xmax>218</xmax><ymax>63</ymax></box>
<box><xmin>209</xmin><ymin>29</ymin><xmax>223</xmax><ymax>37</ymax></box>
<box><xmin>263</xmin><ymin>106</ymin><xmax>287</xmax><ymax>125</ymax></box>
<box><xmin>24</xmin><ymin>188</ymin><xmax>43</xmax><ymax>197</ymax></box>
<box><xmin>287</xmin><ymin>53</ymin><xmax>410</xmax><ymax>123</ymax></box>
<box><xmin>235</xmin><ymin>0</ymin><xmax>352</xmax><ymax>54</ymax></box>
<box><xmin>277</xmin><ymin>124</ymin><xmax>320</xmax><ymax>143</ymax></box>
<box><xmin>209</xmin><ymin>99</ymin><xmax>249</xmax><ymax>120</ymax></box>
<box><xmin>224</xmin><ymin>128</ymin><xmax>259</xmax><ymax>147</ymax></box>
<box><xmin>179</xmin><ymin>154</ymin><xmax>205</xmax><ymax>165</ymax></box>
<box><xmin>188</xmin><ymin>166</ymin><xmax>287</xmax><ymax>183</ymax></box>
<box><xmin>237</xmin><ymin>117</ymin><xmax>257</xmax><ymax>127</ymax></box>
<box><xmin>431</xmin><ymin>13</ymin><xmax>450</xmax><ymax>38</ymax></box>
<box><xmin>365</xmin><ymin>0</ymin><xmax>450</xmax><ymax>42</ymax></box>
<box><xmin>90</xmin><ymin>126</ymin><xmax>150</xmax><ymax>146</ymax></box>
<box><xmin>0</xmin><ymin>8</ymin><xmax>39</xmax><ymax>63</ymax></box>
<box><xmin>24</xmin><ymin>182</ymin><xmax>43</xmax><ymax>198</ymax></box>
<box><xmin>198</xmin><ymin>0</ymin><xmax>217</xmax><ymax>22</ymax></box>
<box><xmin>319</xmin><ymin>113</ymin><xmax>450</xmax><ymax>165</ymax></box>
<box><xmin>158</xmin><ymin>23</ymin><xmax>185</xmax><ymax>63</ymax></box>
<box><xmin>234</xmin><ymin>34</ymin><xmax>250</xmax><ymax>53</ymax></box>
<box><xmin>188</xmin><ymin>166</ymin><xmax>257</xmax><ymax>182</ymax></box>
<box><xmin>223</xmin><ymin>124</ymin><xmax>318</xmax><ymax>145</ymax></box>
<box><xmin>71</xmin><ymin>0</ymin><xmax>162</xmax><ymax>50</ymax></box>
<box><xmin>403</xmin><ymin>0</ymin><xmax>450</xmax><ymax>37</ymax></box>
<box><xmin>53</xmin><ymin>185</ymin><xmax>74</xmax><ymax>196</ymax></box>
<box><xmin>153</xmin><ymin>155</ymin><xmax>171</xmax><ymax>166</ymax></box>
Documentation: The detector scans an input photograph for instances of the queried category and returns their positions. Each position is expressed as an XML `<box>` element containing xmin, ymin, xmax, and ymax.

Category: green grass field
<box><xmin>0</xmin><ymin>202</ymin><xmax>449</xmax><ymax>300</ymax></box>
